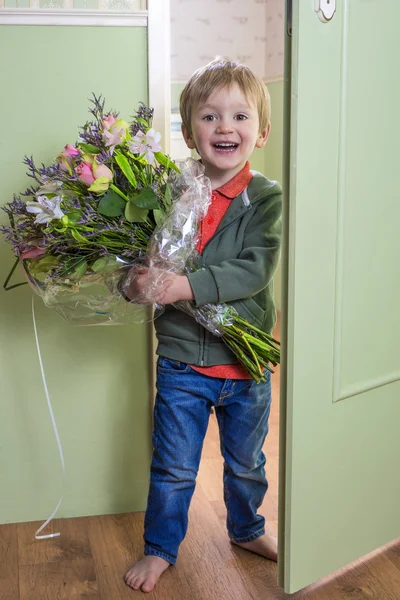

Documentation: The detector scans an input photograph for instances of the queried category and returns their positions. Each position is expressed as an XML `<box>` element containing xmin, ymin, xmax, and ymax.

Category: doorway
<box><xmin>168</xmin><ymin>0</ymin><xmax>285</xmax><ymax>560</ymax></box>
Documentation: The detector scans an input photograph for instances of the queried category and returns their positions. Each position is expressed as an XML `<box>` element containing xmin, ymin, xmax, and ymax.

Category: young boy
<box><xmin>123</xmin><ymin>57</ymin><xmax>282</xmax><ymax>593</ymax></box>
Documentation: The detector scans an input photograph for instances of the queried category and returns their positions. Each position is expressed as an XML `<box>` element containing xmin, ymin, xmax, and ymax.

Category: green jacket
<box><xmin>155</xmin><ymin>171</ymin><xmax>282</xmax><ymax>366</ymax></box>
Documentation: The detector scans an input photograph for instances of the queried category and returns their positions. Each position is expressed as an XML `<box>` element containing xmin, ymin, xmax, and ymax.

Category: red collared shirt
<box><xmin>190</xmin><ymin>162</ymin><xmax>253</xmax><ymax>379</ymax></box>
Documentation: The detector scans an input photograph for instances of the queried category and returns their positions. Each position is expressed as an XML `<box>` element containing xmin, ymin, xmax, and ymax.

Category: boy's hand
<box><xmin>123</xmin><ymin>267</ymin><xmax>154</xmax><ymax>304</ymax></box>
<box><xmin>124</xmin><ymin>267</ymin><xmax>194</xmax><ymax>305</ymax></box>
<box><xmin>152</xmin><ymin>272</ymin><xmax>194</xmax><ymax>305</ymax></box>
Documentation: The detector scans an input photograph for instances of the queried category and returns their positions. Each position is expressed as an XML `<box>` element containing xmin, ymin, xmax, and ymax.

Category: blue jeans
<box><xmin>143</xmin><ymin>357</ymin><xmax>272</xmax><ymax>565</ymax></box>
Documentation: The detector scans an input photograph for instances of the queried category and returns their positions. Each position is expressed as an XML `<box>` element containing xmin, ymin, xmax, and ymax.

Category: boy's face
<box><xmin>182</xmin><ymin>83</ymin><xmax>270</xmax><ymax>186</ymax></box>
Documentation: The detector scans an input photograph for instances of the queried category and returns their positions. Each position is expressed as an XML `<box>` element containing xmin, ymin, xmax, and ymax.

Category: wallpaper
<box><xmin>171</xmin><ymin>0</ymin><xmax>284</xmax><ymax>83</ymax></box>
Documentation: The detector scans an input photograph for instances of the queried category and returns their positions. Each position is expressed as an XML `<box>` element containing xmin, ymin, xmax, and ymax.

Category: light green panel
<box><xmin>0</xmin><ymin>26</ymin><xmax>152</xmax><ymax>524</ymax></box>
<box><xmin>338</xmin><ymin>9</ymin><xmax>399</xmax><ymax>392</ymax></box>
<box><xmin>282</xmin><ymin>1</ymin><xmax>400</xmax><ymax>592</ymax></box>
<box><xmin>171</xmin><ymin>81</ymin><xmax>284</xmax><ymax>311</ymax></box>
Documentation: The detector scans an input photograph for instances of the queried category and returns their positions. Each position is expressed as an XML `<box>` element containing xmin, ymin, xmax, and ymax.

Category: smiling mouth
<box><xmin>213</xmin><ymin>143</ymin><xmax>239</xmax><ymax>153</ymax></box>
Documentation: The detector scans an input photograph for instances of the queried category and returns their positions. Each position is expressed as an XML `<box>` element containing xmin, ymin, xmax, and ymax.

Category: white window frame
<box><xmin>0</xmin><ymin>0</ymin><xmax>171</xmax><ymax>400</ymax></box>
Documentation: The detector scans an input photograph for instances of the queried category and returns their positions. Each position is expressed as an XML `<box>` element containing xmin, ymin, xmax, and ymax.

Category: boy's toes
<box><xmin>141</xmin><ymin>575</ymin><xmax>157</xmax><ymax>593</ymax></box>
<box><xmin>129</xmin><ymin>576</ymin><xmax>144</xmax><ymax>590</ymax></box>
<box><xmin>124</xmin><ymin>567</ymin><xmax>141</xmax><ymax>589</ymax></box>
<box><xmin>131</xmin><ymin>577</ymin><xmax>142</xmax><ymax>591</ymax></box>
<box><xmin>124</xmin><ymin>574</ymin><xmax>134</xmax><ymax>589</ymax></box>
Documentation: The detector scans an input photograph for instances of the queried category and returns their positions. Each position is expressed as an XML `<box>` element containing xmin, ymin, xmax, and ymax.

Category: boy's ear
<box><xmin>181</xmin><ymin>123</ymin><xmax>196</xmax><ymax>150</ymax></box>
<box><xmin>255</xmin><ymin>123</ymin><xmax>271</xmax><ymax>149</ymax></box>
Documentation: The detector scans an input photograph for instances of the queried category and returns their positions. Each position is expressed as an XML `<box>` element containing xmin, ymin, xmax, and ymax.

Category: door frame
<box><xmin>277</xmin><ymin>0</ymin><xmax>292</xmax><ymax>587</ymax></box>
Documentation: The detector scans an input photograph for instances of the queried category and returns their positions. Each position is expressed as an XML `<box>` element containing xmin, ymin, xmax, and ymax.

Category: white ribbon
<box><xmin>31</xmin><ymin>296</ymin><xmax>65</xmax><ymax>539</ymax></box>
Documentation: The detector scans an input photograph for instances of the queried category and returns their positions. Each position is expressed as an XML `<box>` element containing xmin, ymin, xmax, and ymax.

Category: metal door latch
<box><xmin>315</xmin><ymin>0</ymin><xmax>336</xmax><ymax>23</ymax></box>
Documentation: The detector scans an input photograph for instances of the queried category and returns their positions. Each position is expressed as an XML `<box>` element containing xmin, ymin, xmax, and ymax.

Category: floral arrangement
<box><xmin>1</xmin><ymin>95</ymin><xmax>179</xmax><ymax>323</ymax></box>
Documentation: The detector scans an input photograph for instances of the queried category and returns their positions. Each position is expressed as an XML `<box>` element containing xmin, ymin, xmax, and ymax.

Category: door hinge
<box><xmin>315</xmin><ymin>0</ymin><xmax>336</xmax><ymax>23</ymax></box>
<box><xmin>286</xmin><ymin>0</ymin><xmax>292</xmax><ymax>37</ymax></box>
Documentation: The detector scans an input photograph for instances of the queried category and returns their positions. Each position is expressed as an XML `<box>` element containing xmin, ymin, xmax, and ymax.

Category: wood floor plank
<box><xmin>87</xmin><ymin>513</ymin><xmax>146</xmax><ymax>599</ymax></box>
<box><xmin>0</xmin><ymin>524</ymin><xmax>19</xmax><ymax>600</ymax></box>
<box><xmin>177</xmin><ymin>484</ymin><xmax>261</xmax><ymax>600</ymax></box>
<box><xmin>19</xmin><ymin>560</ymin><xmax>99</xmax><ymax>600</ymax></box>
<box><xmin>239</xmin><ymin>553</ymin><xmax>313</xmax><ymax>600</ymax></box>
<box><xmin>386</xmin><ymin>539</ymin><xmax>400</xmax><ymax>574</ymax></box>
<box><xmin>331</xmin><ymin>549</ymin><xmax>400</xmax><ymax>600</ymax></box>
<box><xmin>17</xmin><ymin>517</ymin><xmax>93</xmax><ymax>566</ymax></box>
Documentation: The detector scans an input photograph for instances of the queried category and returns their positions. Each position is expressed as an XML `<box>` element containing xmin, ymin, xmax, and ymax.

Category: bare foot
<box><xmin>124</xmin><ymin>555</ymin><xmax>170</xmax><ymax>593</ymax></box>
<box><xmin>231</xmin><ymin>533</ymin><xmax>278</xmax><ymax>562</ymax></box>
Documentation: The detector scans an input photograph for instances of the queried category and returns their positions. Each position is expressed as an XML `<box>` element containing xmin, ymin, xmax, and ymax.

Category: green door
<box><xmin>279</xmin><ymin>0</ymin><xmax>400</xmax><ymax>593</ymax></box>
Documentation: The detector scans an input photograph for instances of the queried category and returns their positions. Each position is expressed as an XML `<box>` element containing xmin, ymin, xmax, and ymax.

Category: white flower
<box><xmin>26</xmin><ymin>195</ymin><xmax>64</xmax><ymax>225</ymax></box>
<box><xmin>103</xmin><ymin>127</ymin><xmax>124</xmax><ymax>153</ymax></box>
<box><xmin>128</xmin><ymin>128</ymin><xmax>162</xmax><ymax>164</ymax></box>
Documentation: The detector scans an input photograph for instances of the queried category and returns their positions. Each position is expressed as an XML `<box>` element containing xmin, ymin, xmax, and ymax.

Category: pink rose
<box><xmin>76</xmin><ymin>162</ymin><xmax>95</xmax><ymax>186</ymax></box>
<box><xmin>102</xmin><ymin>115</ymin><xmax>117</xmax><ymax>131</ymax></box>
<box><xmin>64</xmin><ymin>144</ymin><xmax>80</xmax><ymax>157</ymax></box>
<box><xmin>92</xmin><ymin>161</ymin><xmax>113</xmax><ymax>181</ymax></box>
<box><xmin>57</xmin><ymin>144</ymin><xmax>81</xmax><ymax>171</ymax></box>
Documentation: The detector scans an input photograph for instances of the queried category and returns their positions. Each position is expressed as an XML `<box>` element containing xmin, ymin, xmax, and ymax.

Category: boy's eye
<box><xmin>235</xmin><ymin>114</ymin><xmax>248</xmax><ymax>121</ymax></box>
<box><xmin>202</xmin><ymin>115</ymin><xmax>216</xmax><ymax>122</ymax></box>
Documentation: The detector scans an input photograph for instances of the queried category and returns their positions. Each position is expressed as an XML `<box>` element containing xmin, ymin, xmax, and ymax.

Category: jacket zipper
<box><xmin>200</xmin><ymin>325</ymin><xmax>206</xmax><ymax>365</ymax></box>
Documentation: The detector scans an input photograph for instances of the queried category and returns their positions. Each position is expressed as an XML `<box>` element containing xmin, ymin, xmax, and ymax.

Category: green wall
<box><xmin>172</xmin><ymin>80</ymin><xmax>284</xmax><ymax>310</ymax></box>
<box><xmin>0</xmin><ymin>26</ymin><xmax>153</xmax><ymax>524</ymax></box>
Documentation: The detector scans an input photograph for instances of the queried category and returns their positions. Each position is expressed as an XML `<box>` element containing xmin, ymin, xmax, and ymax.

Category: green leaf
<box><xmin>97</xmin><ymin>190</ymin><xmax>126</xmax><ymax>217</ymax></box>
<box><xmin>66</xmin><ymin>209</ymin><xmax>82</xmax><ymax>224</ymax></box>
<box><xmin>136</xmin><ymin>117</ymin><xmax>149</xmax><ymax>128</ymax></box>
<box><xmin>115</xmin><ymin>153</ymin><xmax>137</xmax><ymax>187</ymax></box>
<box><xmin>165</xmin><ymin>183</ymin><xmax>172</xmax><ymax>207</ymax></box>
<box><xmin>91</xmin><ymin>256</ymin><xmax>119</xmax><ymax>274</ymax></box>
<box><xmin>153</xmin><ymin>209</ymin><xmax>164</xmax><ymax>226</ymax></box>
<box><xmin>129</xmin><ymin>187</ymin><xmax>159</xmax><ymax>210</ymax></box>
<box><xmin>129</xmin><ymin>153</ymin><xmax>148</xmax><ymax>166</ymax></box>
<box><xmin>125</xmin><ymin>202</ymin><xmax>149</xmax><ymax>223</ymax></box>
<box><xmin>78</xmin><ymin>143</ymin><xmax>101</xmax><ymax>154</ymax></box>
<box><xmin>109</xmin><ymin>184</ymin><xmax>130</xmax><ymax>202</ymax></box>
<box><xmin>28</xmin><ymin>255</ymin><xmax>59</xmax><ymax>276</ymax></box>
<box><xmin>69</xmin><ymin>260</ymin><xmax>88</xmax><ymax>280</ymax></box>
<box><xmin>154</xmin><ymin>152</ymin><xmax>180</xmax><ymax>172</ymax></box>
<box><xmin>71</xmin><ymin>229</ymin><xmax>89</xmax><ymax>244</ymax></box>
<box><xmin>88</xmin><ymin>176</ymin><xmax>111</xmax><ymax>194</ymax></box>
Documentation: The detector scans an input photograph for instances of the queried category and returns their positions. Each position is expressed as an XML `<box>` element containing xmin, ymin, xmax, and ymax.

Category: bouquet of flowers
<box><xmin>1</xmin><ymin>95</ymin><xmax>180</xmax><ymax>324</ymax></box>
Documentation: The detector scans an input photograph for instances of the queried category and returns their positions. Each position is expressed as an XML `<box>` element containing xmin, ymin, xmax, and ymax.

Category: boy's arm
<box><xmin>187</xmin><ymin>193</ymin><xmax>282</xmax><ymax>306</ymax></box>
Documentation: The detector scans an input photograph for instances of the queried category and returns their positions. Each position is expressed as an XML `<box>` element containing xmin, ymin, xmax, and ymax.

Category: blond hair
<box><xmin>180</xmin><ymin>57</ymin><xmax>271</xmax><ymax>134</ymax></box>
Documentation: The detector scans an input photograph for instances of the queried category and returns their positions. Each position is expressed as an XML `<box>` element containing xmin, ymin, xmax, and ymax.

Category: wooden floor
<box><xmin>2</xmin><ymin>321</ymin><xmax>400</xmax><ymax>599</ymax></box>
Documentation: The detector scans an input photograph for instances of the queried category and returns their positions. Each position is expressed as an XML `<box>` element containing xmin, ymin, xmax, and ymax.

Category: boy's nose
<box><xmin>216</xmin><ymin>122</ymin><xmax>234</xmax><ymax>134</ymax></box>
